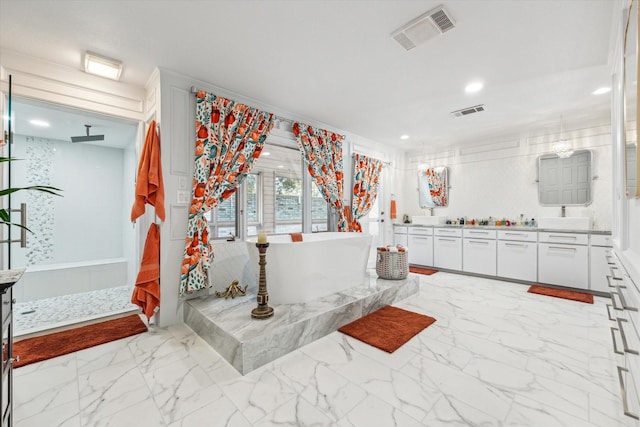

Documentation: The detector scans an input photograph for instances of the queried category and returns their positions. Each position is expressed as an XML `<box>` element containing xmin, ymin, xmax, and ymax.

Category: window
<box><xmin>275</xmin><ymin>175</ymin><xmax>303</xmax><ymax>233</ymax></box>
<box><xmin>245</xmin><ymin>173</ymin><xmax>260</xmax><ymax>236</ymax></box>
<box><xmin>311</xmin><ymin>184</ymin><xmax>328</xmax><ymax>232</ymax></box>
<box><xmin>205</xmin><ymin>192</ymin><xmax>237</xmax><ymax>239</ymax></box>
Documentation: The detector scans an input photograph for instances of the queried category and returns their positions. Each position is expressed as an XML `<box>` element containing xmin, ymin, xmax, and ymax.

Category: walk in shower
<box><xmin>5</xmin><ymin>98</ymin><xmax>141</xmax><ymax>335</ymax></box>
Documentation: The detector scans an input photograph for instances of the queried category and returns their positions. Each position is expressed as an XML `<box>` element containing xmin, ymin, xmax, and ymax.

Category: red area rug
<box><xmin>338</xmin><ymin>305</ymin><xmax>437</xmax><ymax>353</ymax></box>
<box><xmin>409</xmin><ymin>266</ymin><xmax>438</xmax><ymax>275</ymax></box>
<box><xmin>527</xmin><ymin>285</ymin><xmax>594</xmax><ymax>304</ymax></box>
<box><xmin>13</xmin><ymin>314</ymin><xmax>148</xmax><ymax>368</ymax></box>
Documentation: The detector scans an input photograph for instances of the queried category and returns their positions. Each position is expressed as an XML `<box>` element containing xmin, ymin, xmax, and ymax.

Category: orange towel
<box><xmin>131</xmin><ymin>120</ymin><xmax>165</xmax><ymax>222</ymax></box>
<box><xmin>131</xmin><ymin>223</ymin><xmax>161</xmax><ymax>320</ymax></box>
<box><xmin>390</xmin><ymin>198</ymin><xmax>397</xmax><ymax>220</ymax></box>
<box><xmin>290</xmin><ymin>232</ymin><xmax>303</xmax><ymax>242</ymax></box>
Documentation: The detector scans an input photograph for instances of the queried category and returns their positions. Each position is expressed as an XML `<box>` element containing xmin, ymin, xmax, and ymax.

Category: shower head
<box><xmin>71</xmin><ymin>124</ymin><xmax>104</xmax><ymax>143</ymax></box>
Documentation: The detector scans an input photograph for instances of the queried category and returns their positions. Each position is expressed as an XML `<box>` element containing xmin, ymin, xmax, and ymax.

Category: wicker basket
<box><xmin>376</xmin><ymin>248</ymin><xmax>408</xmax><ymax>280</ymax></box>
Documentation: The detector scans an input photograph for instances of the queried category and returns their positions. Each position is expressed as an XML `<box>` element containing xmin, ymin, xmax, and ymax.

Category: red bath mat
<box><xmin>527</xmin><ymin>285</ymin><xmax>594</xmax><ymax>304</ymax></box>
<box><xmin>338</xmin><ymin>305</ymin><xmax>436</xmax><ymax>353</ymax></box>
<box><xmin>409</xmin><ymin>266</ymin><xmax>438</xmax><ymax>275</ymax></box>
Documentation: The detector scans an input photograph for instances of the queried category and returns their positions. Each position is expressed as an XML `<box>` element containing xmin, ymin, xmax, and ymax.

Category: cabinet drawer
<box><xmin>497</xmin><ymin>230</ymin><xmax>537</xmax><ymax>242</ymax></box>
<box><xmin>408</xmin><ymin>227</ymin><xmax>433</xmax><ymax>236</ymax></box>
<box><xmin>538</xmin><ymin>231</ymin><xmax>588</xmax><ymax>245</ymax></box>
<box><xmin>434</xmin><ymin>227</ymin><xmax>462</xmax><ymax>237</ymax></box>
<box><xmin>497</xmin><ymin>240</ymin><xmax>537</xmax><ymax>282</ymax></box>
<box><xmin>463</xmin><ymin>229</ymin><xmax>496</xmax><ymax>239</ymax></box>
<box><xmin>394</xmin><ymin>226</ymin><xmax>408</xmax><ymax>234</ymax></box>
<box><xmin>538</xmin><ymin>243</ymin><xmax>589</xmax><ymax>288</ymax></box>
<box><xmin>591</xmin><ymin>234</ymin><xmax>613</xmax><ymax>247</ymax></box>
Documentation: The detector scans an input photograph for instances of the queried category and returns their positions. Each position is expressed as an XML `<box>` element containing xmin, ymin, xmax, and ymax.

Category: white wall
<box><xmin>396</xmin><ymin>126</ymin><xmax>612</xmax><ymax>231</ymax></box>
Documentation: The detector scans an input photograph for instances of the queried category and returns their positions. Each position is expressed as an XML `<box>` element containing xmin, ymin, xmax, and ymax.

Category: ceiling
<box><xmin>0</xmin><ymin>0</ymin><xmax>623</xmax><ymax>151</ymax></box>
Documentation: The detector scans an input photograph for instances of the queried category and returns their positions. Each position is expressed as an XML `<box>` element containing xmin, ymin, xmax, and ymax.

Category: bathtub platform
<box><xmin>184</xmin><ymin>271</ymin><xmax>419</xmax><ymax>374</ymax></box>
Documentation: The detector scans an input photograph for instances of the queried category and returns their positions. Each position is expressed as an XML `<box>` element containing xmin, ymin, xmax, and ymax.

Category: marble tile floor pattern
<box><xmin>13</xmin><ymin>272</ymin><xmax>637</xmax><ymax>427</ymax></box>
<box><xmin>14</xmin><ymin>286</ymin><xmax>138</xmax><ymax>336</ymax></box>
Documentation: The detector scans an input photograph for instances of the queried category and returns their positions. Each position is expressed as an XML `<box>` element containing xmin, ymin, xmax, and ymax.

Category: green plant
<box><xmin>0</xmin><ymin>156</ymin><xmax>62</xmax><ymax>230</ymax></box>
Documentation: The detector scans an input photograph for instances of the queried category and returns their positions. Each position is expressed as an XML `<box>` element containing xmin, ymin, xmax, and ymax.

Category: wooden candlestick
<box><xmin>251</xmin><ymin>242</ymin><xmax>274</xmax><ymax>319</ymax></box>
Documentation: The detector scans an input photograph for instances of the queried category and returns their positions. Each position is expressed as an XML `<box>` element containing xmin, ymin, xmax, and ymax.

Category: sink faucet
<box><xmin>561</xmin><ymin>206</ymin><xmax>566</xmax><ymax>217</ymax></box>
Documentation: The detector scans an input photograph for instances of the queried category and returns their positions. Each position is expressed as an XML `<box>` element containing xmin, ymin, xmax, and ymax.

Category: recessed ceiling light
<box><xmin>262</xmin><ymin>151</ymin><xmax>271</xmax><ymax>156</ymax></box>
<box><xmin>29</xmin><ymin>119</ymin><xmax>50</xmax><ymax>127</ymax></box>
<box><xmin>277</xmin><ymin>165</ymin><xmax>284</xmax><ymax>168</ymax></box>
<box><xmin>465</xmin><ymin>81</ymin><xmax>484</xmax><ymax>93</ymax></box>
<box><xmin>592</xmin><ymin>87</ymin><xmax>611</xmax><ymax>95</ymax></box>
<box><xmin>84</xmin><ymin>51</ymin><xmax>123</xmax><ymax>80</ymax></box>
<box><xmin>400</xmin><ymin>134</ymin><xmax>410</xmax><ymax>140</ymax></box>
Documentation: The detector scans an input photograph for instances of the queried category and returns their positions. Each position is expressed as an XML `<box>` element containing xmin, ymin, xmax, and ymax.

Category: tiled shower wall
<box><xmin>398</xmin><ymin>124</ymin><xmax>612</xmax><ymax>231</ymax></box>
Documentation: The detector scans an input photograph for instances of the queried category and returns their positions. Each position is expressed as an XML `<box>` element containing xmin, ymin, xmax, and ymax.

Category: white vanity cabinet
<box><xmin>538</xmin><ymin>231</ymin><xmax>589</xmax><ymax>289</ymax></box>
<box><xmin>590</xmin><ymin>234</ymin><xmax>613</xmax><ymax>293</ymax></box>
<box><xmin>407</xmin><ymin>227</ymin><xmax>434</xmax><ymax>267</ymax></box>
<box><xmin>463</xmin><ymin>229</ymin><xmax>497</xmax><ymax>276</ymax></box>
<box><xmin>433</xmin><ymin>227</ymin><xmax>462</xmax><ymax>270</ymax></box>
<box><xmin>393</xmin><ymin>225</ymin><xmax>408</xmax><ymax>248</ymax></box>
<box><xmin>497</xmin><ymin>230</ymin><xmax>538</xmax><ymax>282</ymax></box>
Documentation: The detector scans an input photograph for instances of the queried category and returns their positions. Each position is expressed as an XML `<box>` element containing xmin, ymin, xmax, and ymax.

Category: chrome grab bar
<box><xmin>617</xmin><ymin>366</ymin><xmax>640</xmax><ymax>420</ymax></box>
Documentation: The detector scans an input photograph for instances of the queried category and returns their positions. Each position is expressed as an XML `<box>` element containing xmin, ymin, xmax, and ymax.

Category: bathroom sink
<box><xmin>536</xmin><ymin>217</ymin><xmax>591</xmax><ymax>230</ymax></box>
<box><xmin>412</xmin><ymin>216</ymin><xmax>446</xmax><ymax>226</ymax></box>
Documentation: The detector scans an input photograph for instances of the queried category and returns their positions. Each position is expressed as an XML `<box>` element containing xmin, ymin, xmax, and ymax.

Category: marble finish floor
<box><xmin>13</xmin><ymin>272</ymin><xmax>636</xmax><ymax>426</ymax></box>
<box><xmin>14</xmin><ymin>286</ymin><xmax>138</xmax><ymax>336</ymax></box>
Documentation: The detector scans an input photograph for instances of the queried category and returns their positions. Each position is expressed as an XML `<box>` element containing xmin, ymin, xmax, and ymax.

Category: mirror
<box><xmin>624</xmin><ymin>0</ymin><xmax>640</xmax><ymax>198</ymax></box>
<box><xmin>538</xmin><ymin>150</ymin><xmax>592</xmax><ymax>206</ymax></box>
<box><xmin>417</xmin><ymin>166</ymin><xmax>448</xmax><ymax>208</ymax></box>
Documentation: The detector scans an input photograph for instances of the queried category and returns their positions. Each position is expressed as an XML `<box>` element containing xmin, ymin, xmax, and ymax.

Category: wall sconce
<box><xmin>84</xmin><ymin>52</ymin><xmax>123</xmax><ymax>80</ymax></box>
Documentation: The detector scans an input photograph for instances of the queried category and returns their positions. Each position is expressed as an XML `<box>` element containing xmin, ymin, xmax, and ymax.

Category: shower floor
<box><xmin>13</xmin><ymin>285</ymin><xmax>139</xmax><ymax>337</ymax></box>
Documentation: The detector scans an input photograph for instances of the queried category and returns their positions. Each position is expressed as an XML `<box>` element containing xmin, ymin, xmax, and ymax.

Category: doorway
<box><xmin>3</xmin><ymin>97</ymin><xmax>141</xmax><ymax>335</ymax></box>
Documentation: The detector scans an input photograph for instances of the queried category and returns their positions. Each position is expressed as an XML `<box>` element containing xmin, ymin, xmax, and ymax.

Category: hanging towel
<box><xmin>131</xmin><ymin>223</ymin><xmax>161</xmax><ymax>321</ymax></box>
<box><xmin>290</xmin><ymin>232</ymin><xmax>303</xmax><ymax>242</ymax></box>
<box><xmin>390</xmin><ymin>197</ymin><xmax>397</xmax><ymax>219</ymax></box>
<box><xmin>131</xmin><ymin>120</ymin><xmax>165</xmax><ymax>222</ymax></box>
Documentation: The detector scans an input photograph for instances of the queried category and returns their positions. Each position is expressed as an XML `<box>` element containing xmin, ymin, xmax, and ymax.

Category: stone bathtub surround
<box><xmin>185</xmin><ymin>271</ymin><xmax>419</xmax><ymax>374</ymax></box>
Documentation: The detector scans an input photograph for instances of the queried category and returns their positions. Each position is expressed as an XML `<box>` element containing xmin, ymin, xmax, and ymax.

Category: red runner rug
<box><xmin>338</xmin><ymin>306</ymin><xmax>436</xmax><ymax>353</ymax></box>
<box><xmin>13</xmin><ymin>314</ymin><xmax>148</xmax><ymax>368</ymax></box>
<box><xmin>527</xmin><ymin>285</ymin><xmax>594</xmax><ymax>304</ymax></box>
<box><xmin>409</xmin><ymin>266</ymin><xmax>438</xmax><ymax>275</ymax></box>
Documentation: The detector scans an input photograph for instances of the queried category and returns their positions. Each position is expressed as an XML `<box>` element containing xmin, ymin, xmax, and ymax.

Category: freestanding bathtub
<box><xmin>246</xmin><ymin>232</ymin><xmax>372</xmax><ymax>304</ymax></box>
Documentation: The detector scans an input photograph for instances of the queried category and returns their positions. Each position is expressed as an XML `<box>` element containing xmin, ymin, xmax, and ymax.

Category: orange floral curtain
<box><xmin>351</xmin><ymin>153</ymin><xmax>383</xmax><ymax>232</ymax></box>
<box><xmin>292</xmin><ymin>122</ymin><xmax>347</xmax><ymax>231</ymax></box>
<box><xmin>180</xmin><ymin>91</ymin><xmax>275</xmax><ymax>296</ymax></box>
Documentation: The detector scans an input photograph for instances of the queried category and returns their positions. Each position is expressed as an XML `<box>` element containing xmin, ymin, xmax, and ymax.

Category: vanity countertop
<box><xmin>394</xmin><ymin>223</ymin><xmax>611</xmax><ymax>235</ymax></box>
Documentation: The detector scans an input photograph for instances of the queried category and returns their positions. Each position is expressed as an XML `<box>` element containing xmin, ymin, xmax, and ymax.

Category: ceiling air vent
<box><xmin>450</xmin><ymin>105</ymin><xmax>486</xmax><ymax>118</ymax></box>
<box><xmin>391</xmin><ymin>5</ymin><xmax>456</xmax><ymax>51</ymax></box>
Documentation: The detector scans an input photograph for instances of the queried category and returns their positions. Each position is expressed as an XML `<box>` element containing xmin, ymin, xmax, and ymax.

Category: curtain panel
<box><xmin>180</xmin><ymin>91</ymin><xmax>275</xmax><ymax>296</ymax></box>
<box><xmin>292</xmin><ymin>122</ymin><xmax>348</xmax><ymax>231</ymax></box>
<box><xmin>351</xmin><ymin>153</ymin><xmax>383</xmax><ymax>232</ymax></box>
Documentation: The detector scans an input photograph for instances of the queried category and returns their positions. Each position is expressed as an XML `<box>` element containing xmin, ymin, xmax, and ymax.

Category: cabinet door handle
<box><xmin>616</xmin><ymin>287</ymin><xmax>638</xmax><ymax>312</ymax></box>
<box><xmin>548</xmin><ymin>246</ymin><xmax>577</xmax><ymax>251</ymax></box>
<box><xmin>438</xmin><ymin>238</ymin><xmax>457</xmax><ymax>242</ymax></box>
<box><xmin>468</xmin><ymin>231</ymin><xmax>489</xmax><ymax>235</ymax></box>
<box><xmin>611</xmin><ymin>327</ymin><xmax>625</xmax><ymax>355</ymax></box>
<box><xmin>617</xmin><ymin>318</ymin><xmax>639</xmax><ymax>355</ymax></box>
<box><xmin>468</xmin><ymin>240</ymin><xmax>489</xmax><ymax>245</ymax></box>
<box><xmin>611</xmin><ymin>292</ymin><xmax>624</xmax><ymax>311</ymax></box>
<box><xmin>504</xmin><ymin>232</ymin><xmax>526</xmax><ymax>237</ymax></box>
<box><xmin>549</xmin><ymin>235</ymin><xmax>577</xmax><ymax>239</ymax></box>
<box><xmin>505</xmin><ymin>243</ymin><xmax>527</xmax><ymax>248</ymax></box>
<box><xmin>609</xmin><ymin>265</ymin><xmax>622</xmax><ymax>280</ymax></box>
<box><xmin>411</xmin><ymin>237</ymin><xmax>429</xmax><ymax>240</ymax></box>
<box><xmin>606</xmin><ymin>304</ymin><xmax>616</xmax><ymax>321</ymax></box>
<box><xmin>606</xmin><ymin>275</ymin><xmax>617</xmax><ymax>288</ymax></box>
<box><xmin>438</xmin><ymin>229</ymin><xmax>457</xmax><ymax>233</ymax></box>
<box><xmin>617</xmin><ymin>366</ymin><xmax>640</xmax><ymax>420</ymax></box>
<box><xmin>2</xmin><ymin>298</ymin><xmax>15</xmax><ymax>305</ymax></box>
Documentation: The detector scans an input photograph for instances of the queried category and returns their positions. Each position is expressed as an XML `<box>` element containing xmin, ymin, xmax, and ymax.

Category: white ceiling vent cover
<box><xmin>391</xmin><ymin>5</ymin><xmax>455</xmax><ymax>51</ymax></box>
<box><xmin>450</xmin><ymin>105</ymin><xmax>486</xmax><ymax>118</ymax></box>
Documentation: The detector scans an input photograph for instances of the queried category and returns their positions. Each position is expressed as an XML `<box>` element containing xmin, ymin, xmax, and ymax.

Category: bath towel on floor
<box><xmin>290</xmin><ymin>232</ymin><xmax>303</xmax><ymax>242</ymax></box>
<box><xmin>131</xmin><ymin>223</ymin><xmax>161</xmax><ymax>320</ymax></box>
<box><xmin>131</xmin><ymin>120</ymin><xmax>165</xmax><ymax>222</ymax></box>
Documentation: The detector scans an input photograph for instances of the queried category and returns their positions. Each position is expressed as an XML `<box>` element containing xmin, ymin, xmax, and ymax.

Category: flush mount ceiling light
<box><xmin>262</xmin><ymin>151</ymin><xmax>271</xmax><ymax>156</ymax></box>
<box><xmin>465</xmin><ymin>81</ymin><xmax>484</xmax><ymax>93</ymax></box>
<box><xmin>84</xmin><ymin>51</ymin><xmax>122</xmax><ymax>80</ymax></box>
<box><xmin>592</xmin><ymin>87</ymin><xmax>611</xmax><ymax>95</ymax></box>
<box><xmin>400</xmin><ymin>134</ymin><xmax>410</xmax><ymax>140</ymax></box>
